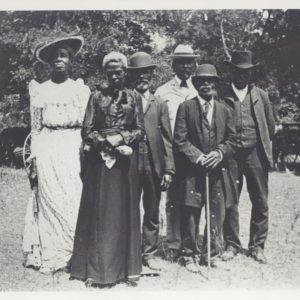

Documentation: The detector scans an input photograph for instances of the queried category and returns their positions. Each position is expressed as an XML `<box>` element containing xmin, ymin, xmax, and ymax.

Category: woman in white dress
<box><xmin>22</xmin><ymin>36</ymin><xmax>90</xmax><ymax>274</ymax></box>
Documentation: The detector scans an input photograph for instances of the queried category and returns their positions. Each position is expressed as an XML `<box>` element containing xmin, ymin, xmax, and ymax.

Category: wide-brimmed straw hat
<box><xmin>225</xmin><ymin>50</ymin><xmax>259</xmax><ymax>69</ymax></box>
<box><xmin>127</xmin><ymin>52</ymin><xmax>157</xmax><ymax>70</ymax></box>
<box><xmin>35</xmin><ymin>36</ymin><xmax>84</xmax><ymax>64</ymax></box>
<box><xmin>168</xmin><ymin>44</ymin><xmax>200</xmax><ymax>59</ymax></box>
<box><xmin>192</xmin><ymin>64</ymin><xmax>219</xmax><ymax>85</ymax></box>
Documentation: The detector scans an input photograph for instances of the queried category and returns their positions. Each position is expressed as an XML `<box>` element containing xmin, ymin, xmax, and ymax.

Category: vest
<box><xmin>234</xmin><ymin>92</ymin><xmax>257</xmax><ymax>148</ymax></box>
<box><xmin>201</xmin><ymin>112</ymin><xmax>217</xmax><ymax>154</ymax></box>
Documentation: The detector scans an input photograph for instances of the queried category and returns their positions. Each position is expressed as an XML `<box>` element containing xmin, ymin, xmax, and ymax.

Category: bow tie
<box><xmin>180</xmin><ymin>80</ymin><xmax>188</xmax><ymax>88</ymax></box>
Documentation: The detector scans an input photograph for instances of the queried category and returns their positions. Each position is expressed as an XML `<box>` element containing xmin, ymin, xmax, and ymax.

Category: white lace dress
<box><xmin>22</xmin><ymin>78</ymin><xmax>90</xmax><ymax>273</ymax></box>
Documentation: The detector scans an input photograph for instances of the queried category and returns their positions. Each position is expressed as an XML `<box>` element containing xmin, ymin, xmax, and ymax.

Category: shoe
<box><xmin>221</xmin><ymin>245</ymin><xmax>239</xmax><ymax>261</ymax></box>
<box><xmin>182</xmin><ymin>257</ymin><xmax>200</xmax><ymax>273</ymax></box>
<box><xmin>167</xmin><ymin>249</ymin><xmax>181</xmax><ymax>263</ymax></box>
<box><xmin>249</xmin><ymin>247</ymin><xmax>267</xmax><ymax>264</ymax></box>
<box><xmin>143</xmin><ymin>258</ymin><xmax>162</xmax><ymax>271</ymax></box>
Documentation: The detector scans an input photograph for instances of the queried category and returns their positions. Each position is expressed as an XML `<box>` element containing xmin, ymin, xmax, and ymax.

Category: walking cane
<box><xmin>205</xmin><ymin>170</ymin><xmax>211</xmax><ymax>280</ymax></box>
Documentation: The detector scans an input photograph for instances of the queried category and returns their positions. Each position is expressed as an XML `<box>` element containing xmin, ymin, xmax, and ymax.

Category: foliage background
<box><xmin>0</xmin><ymin>9</ymin><xmax>299</xmax><ymax>132</ymax></box>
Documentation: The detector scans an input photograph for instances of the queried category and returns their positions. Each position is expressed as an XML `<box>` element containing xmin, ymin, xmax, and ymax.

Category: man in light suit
<box><xmin>173</xmin><ymin>64</ymin><xmax>236</xmax><ymax>272</ymax></box>
<box><xmin>221</xmin><ymin>51</ymin><xmax>275</xmax><ymax>264</ymax></box>
<box><xmin>155</xmin><ymin>45</ymin><xmax>199</xmax><ymax>261</ymax></box>
<box><xmin>128</xmin><ymin>52</ymin><xmax>175</xmax><ymax>271</ymax></box>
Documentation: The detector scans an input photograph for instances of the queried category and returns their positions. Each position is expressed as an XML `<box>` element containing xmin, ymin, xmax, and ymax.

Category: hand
<box><xmin>106</xmin><ymin>134</ymin><xmax>123</xmax><ymax>147</ymax></box>
<box><xmin>161</xmin><ymin>173</ymin><xmax>173</xmax><ymax>191</ymax></box>
<box><xmin>29</xmin><ymin>158</ymin><xmax>37</xmax><ymax>181</ymax></box>
<box><xmin>116</xmin><ymin>145</ymin><xmax>133</xmax><ymax>156</ymax></box>
<box><xmin>201</xmin><ymin>150</ymin><xmax>222</xmax><ymax>169</ymax></box>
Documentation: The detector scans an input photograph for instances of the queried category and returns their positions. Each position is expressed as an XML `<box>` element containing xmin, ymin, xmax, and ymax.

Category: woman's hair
<box><xmin>102</xmin><ymin>52</ymin><xmax>127</xmax><ymax>69</ymax></box>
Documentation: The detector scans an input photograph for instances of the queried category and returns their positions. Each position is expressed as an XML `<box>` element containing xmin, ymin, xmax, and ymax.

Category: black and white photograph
<box><xmin>0</xmin><ymin>0</ymin><xmax>299</xmax><ymax>294</ymax></box>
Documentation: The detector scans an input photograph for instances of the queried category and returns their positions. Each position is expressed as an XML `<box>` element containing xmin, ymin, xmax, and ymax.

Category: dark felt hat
<box><xmin>127</xmin><ymin>52</ymin><xmax>157</xmax><ymax>70</ymax></box>
<box><xmin>225</xmin><ymin>50</ymin><xmax>259</xmax><ymax>69</ymax></box>
<box><xmin>35</xmin><ymin>36</ymin><xmax>84</xmax><ymax>64</ymax></box>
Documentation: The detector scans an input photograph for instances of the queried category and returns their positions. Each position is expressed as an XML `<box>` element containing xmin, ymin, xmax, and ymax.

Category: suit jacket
<box><xmin>221</xmin><ymin>84</ymin><xmax>275</xmax><ymax>167</ymax></box>
<box><xmin>143</xmin><ymin>93</ymin><xmax>175</xmax><ymax>179</ymax></box>
<box><xmin>155</xmin><ymin>77</ymin><xmax>198</xmax><ymax>134</ymax></box>
<box><xmin>173</xmin><ymin>97</ymin><xmax>237</xmax><ymax>207</ymax></box>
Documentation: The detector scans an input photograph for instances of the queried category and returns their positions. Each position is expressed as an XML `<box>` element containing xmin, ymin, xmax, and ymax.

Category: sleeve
<box><xmin>173</xmin><ymin>103</ymin><xmax>204</xmax><ymax>164</ymax></box>
<box><xmin>76</xmin><ymin>78</ymin><xmax>91</xmax><ymax>125</ymax></box>
<box><xmin>29</xmin><ymin>80</ymin><xmax>43</xmax><ymax>159</ymax></box>
<box><xmin>262</xmin><ymin>90</ymin><xmax>276</xmax><ymax>139</ymax></box>
<box><xmin>216</xmin><ymin>106</ymin><xmax>236</xmax><ymax>159</ymax></box>
<box><xmin>81</xmin><ymin>92</ymin><xmax>104</xmax><ymax>149</ymax></box>
<box><xmin>159</xmin><ymin>100</ymin><xmax>175</xmax><ymax>175</ymax></box>
<box><xmin>119</xmin><ymin>90</ymin><xmax>145</xmax><ymax>145</ymax></box>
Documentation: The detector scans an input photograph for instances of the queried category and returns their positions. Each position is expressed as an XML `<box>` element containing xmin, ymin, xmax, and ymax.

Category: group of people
<box><xmin>22</xmin><ymin>35</ymin><xmax>275</xmax><ymax>288</ymax></box>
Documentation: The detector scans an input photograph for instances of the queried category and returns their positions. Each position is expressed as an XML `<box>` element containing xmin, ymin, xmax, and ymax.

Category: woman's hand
<box><xmin>161</xmin><ymin>173</ymin><xmax>173</xmax><ymax>191</ymax></box>
<box><xmin>106</xmin><ymin>134</ymin><xmax>123</xmax><ymax>147</ymax></box>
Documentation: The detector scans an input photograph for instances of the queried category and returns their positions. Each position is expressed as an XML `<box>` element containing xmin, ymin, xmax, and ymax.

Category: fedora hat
<box><xmin>225</xmin><ymin>50</ymin><xmax>259</xmax><ymax>69</ymax></box>
<box><xmin>192</xmin><ymin>64</ymin><xmax>219</xmax><ymax>85</ymax></box>
<box><xmin>168</xmin><ymin>44</ymin><xmax>200</xmax><ymax>59</ymax></box>
<box><xmin>127</xmin><ymin>52</ymin><xmax>157</xmax><ymax>70</ymax></box>
<box><xmin>35</xmin><ymin>36</ymin><xmax>84</xmax><ymax>64</ymax></box>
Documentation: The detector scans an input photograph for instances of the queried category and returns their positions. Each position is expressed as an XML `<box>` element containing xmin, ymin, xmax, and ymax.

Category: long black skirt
<box><xmin>70</xmin><ymin>150</ymin><xmax>142</xmax><ymax>284</ymax></box>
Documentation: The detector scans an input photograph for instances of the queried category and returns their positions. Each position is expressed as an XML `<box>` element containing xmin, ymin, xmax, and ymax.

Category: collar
<box><xmin>231</xmin><ymin>83</ymin><xmax>248</xmax><ymax>94</ymax></box>
<box><xmin>175</xmin><ymin>76</ymin><xmax>193</xmax><ymax>89</ymax></box>
<box><xmin>136</xmin><ymin>89</ymin><xmax>150</xmax><ymax>100</ymax></box>
<box><xmin>197</xmin><ymin>95</ymin><xmax>214</xmax><ymax>107</ymax></box>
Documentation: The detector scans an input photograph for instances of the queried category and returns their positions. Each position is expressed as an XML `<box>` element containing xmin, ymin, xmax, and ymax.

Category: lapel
<box><xmin>249</xmin><ymin>85</ymin><xmax>260</xmax><ymax>116</ymax></box>
<box><xmin>192</xmin><ymin>97</ymin><xmax>206</xmax><ymax>149</ymax></box>
<box><xmin>213</xmin><ymin>101</ymin><xmax>223</xmax><ymax>141</ymax></box>
<box><xmin>143</xmin><ymin>93</ymin><xmax>155</xmax><ymax>116</ymax></box>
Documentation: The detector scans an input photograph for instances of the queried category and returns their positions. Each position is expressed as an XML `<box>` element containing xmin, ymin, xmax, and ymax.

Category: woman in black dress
<box><xmin>70</xmin><ymin>52</ymin><xmax>144</xmax><ymax>287</ymax></box>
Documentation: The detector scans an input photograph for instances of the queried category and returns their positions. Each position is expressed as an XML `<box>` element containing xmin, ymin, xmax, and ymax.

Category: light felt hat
<box><xmin>192</xmin><ymin>64</ymin><xmax>219</xmax><ymax>85</ymax></box>
<box><xmin>168</xmin><ymin>44</ymin><xmax>200</xmax><ymax>59</ymax></box>
<box><xmin>35</xmin><ymin>36</ymin><xmax>84</xmax><ymax>64</ymax></box>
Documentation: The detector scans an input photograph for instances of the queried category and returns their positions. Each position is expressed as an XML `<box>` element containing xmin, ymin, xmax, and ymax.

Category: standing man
<box><xmin>127</xmin><ymin>52</ymin><xmax>175</xmax><ymax>271</ymax></box>
<box><xmin>155</xmin><ymin>45</ymin><xmax>199</xmax><ymax>261</ymax></box>
<box><xmin>221</xmin><ymin>50</ymin><xmax>275</xmax><ymax>264</ymax></box>
<box><xmin>174</xmin><ymin>64</ymin><xmax>236</xmax><ymax>272</ymax></box>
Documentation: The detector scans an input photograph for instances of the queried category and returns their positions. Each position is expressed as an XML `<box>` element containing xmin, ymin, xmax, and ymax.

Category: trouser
<box><xmin>165</xmin><ymin>185</ymin><xmax>182</xmax><ymax>251</ymax></box>
<box><xmin>138</xmin><ymin>141</ymin><xmax>161</xmax><ymax>260</ymax></box>
<box><xmin>181</xmin><ymin>176</ymin><xmax>225</xmax><ymax>259</ymax></box>
<box><xmin>223</xmin><ymin>145</ymin><xmax>269</xmax><ymax>251</ymax></box>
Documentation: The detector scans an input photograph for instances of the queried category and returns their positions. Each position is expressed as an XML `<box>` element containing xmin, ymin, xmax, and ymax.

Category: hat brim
<box><xmin>192</xmin><ymin>74</ymin><xmax>219</xmax><ymax>81</ymax></box>
<box><xmin>224</xmin><ymin>61</ymin><xmax>260</xmax><ymax>69</ymax></box>
<box><xmin>168</xmin><ymin>54</ymin><xmax>200</xmax><ymax>59</ymax></box>
<box><xmin>36</xmin><ymin>36</ymin><xmax>84</xmax><ymax>64</ymax></box>
<box><xmin>127</xmin><ymin>64</ymin><xmax>157</xmax><ymax>70</ymax></box>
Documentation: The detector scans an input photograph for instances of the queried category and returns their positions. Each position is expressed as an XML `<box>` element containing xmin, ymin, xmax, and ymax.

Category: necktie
<box><xmin>203</xmin><ymin>102</ymin><xmax>210</xmax><ymax>118</ymax></box>
<box><xmin>180</xmin><ymin>80</ymin><xmax>188</xmax><ymax>88</ymax></box>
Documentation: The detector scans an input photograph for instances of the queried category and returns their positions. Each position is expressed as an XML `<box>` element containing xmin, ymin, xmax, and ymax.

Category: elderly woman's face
<box><xmin>50</xmin><ymin>47</ymin><xmax>71</xmax><ymax>73</ymax></box>
<box><xmin>105</xmin><ymin>62</ymin><xmax>126</xmax><ymax>90</ymax></box>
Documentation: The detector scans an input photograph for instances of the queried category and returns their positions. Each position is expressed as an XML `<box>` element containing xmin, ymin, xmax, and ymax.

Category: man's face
<box><xmin>193</xmin><ymin>77</ymin><xmax>216</xmax><ymax>101</ymax></box>
<box><xmin>173</xmin><ymin>58</ymin><xmax>195</xmax><ymax>81</ymax></box>
<box><xmin>50</xmin><ymin>47</ymin><xmax>71</xmax><ymax>73</ymax></box>
<box><xmin>106</xmin><ymin>62</ymin><xmax>126</xmax><ymax>90</ymax></box>
<box><xmin>130</xmin><ymin>68</ymin><xmax>153</xmax><ymax>94</ymax></box>
<box><xmin>230</xmin><ymin>67</ymin><xmax>252</xmax><ymax>89</ymax></box>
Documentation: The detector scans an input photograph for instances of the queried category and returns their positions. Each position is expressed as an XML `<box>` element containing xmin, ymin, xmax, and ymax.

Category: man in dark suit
<box><xmin>174</xmin><ymin>64</ymin><xmax>236</xmax><ymax>272</ymax></box>
<box><xmin>127</xmin><ymin>52</ymin><xmax>175</xmax><ymax>271</ymax></box>
<box><xmin>221</xmin><ymin>51</ymin><xmax>275</xmax><ymax>264</ymax></box>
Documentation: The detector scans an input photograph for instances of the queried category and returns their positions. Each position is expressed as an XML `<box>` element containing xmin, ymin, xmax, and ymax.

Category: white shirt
<box><xmin>140</xmin><ymin>90</ymin><xmax>150</xmax><ymax>112</ymax></box>
<box><xmin>232</xmin><ymin>83</ymin><xmax>248</xmax><ymax>102</ymax></box>
<box><xmin>198</xmin><ymin>96</ymin><xmax>214</xmax><ymax>125</ymax></box>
